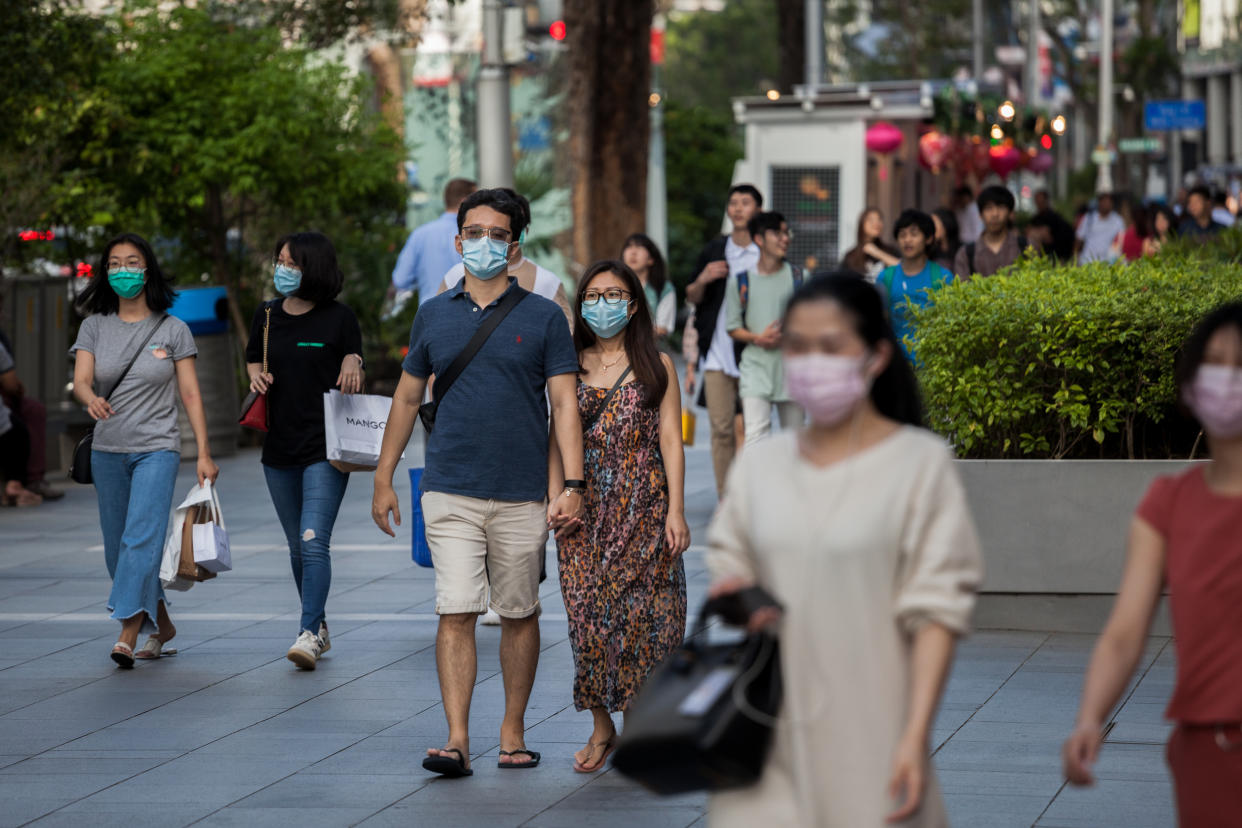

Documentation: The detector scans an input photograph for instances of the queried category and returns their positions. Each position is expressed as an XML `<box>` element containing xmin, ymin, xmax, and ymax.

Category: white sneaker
<box><xmin>287</xmin><ymin>630</ymin><xmax>324</xmax><ymax>670</ymax></box>
<box><xmin>318</xmin><ymin>622</ymin><xmax>331</xmax><ymax>654</ymax></box>
<box><xmin>480</xmin><ymin>608</ymin><xmax>502</xmax><ymax>626</ymax></box>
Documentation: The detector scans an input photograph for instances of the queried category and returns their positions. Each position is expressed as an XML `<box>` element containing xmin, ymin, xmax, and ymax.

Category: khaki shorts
<box><xmin>421</xmin><ymin>491</ymin><xmax>548</xmax><ymax>618</ymax></box>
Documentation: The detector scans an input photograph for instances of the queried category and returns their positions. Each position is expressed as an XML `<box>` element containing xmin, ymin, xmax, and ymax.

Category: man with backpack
<box><xmin>725</xmin><ymin>211</ymin><xmax>804</xmax><ymax>444</ymax></box>
<box><xmin>952</xmin><ymin>185</ymin><xmax>1027</xmax><ymax>279</ymax></box>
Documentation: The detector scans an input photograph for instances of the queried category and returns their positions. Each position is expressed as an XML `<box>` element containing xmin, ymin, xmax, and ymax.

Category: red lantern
<box><xmin>865</xmin><ymin>121</ymin><xmax>904</xmax><ymax>155</ymax></box>
<box><xmin>918</xmin><ymin>130</ymin><xmax>953</xmax><ymax>172</ymax></box>
<box><xmin>989</xmin><ymin>145</ymin><xmax>1022</xmax><ymax>179</ymax></box>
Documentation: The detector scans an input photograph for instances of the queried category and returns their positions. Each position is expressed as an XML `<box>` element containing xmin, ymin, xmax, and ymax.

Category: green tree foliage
<box><xmin>0</xmin><ymin>2</ymin><xmax>113</xmax><ymax>265</ymax></box>
<box><xmin>663</xmin><ymin>102</ymin><xmax>743</xmax><ymax>290</ymax></box>
<box><xmin>910</xmin><ymin>240</ymin><xmax>1242</xmax><ymax>459</ymax></box>
<box><xmin>79</xmin><ymin>1</ymin><xmax>406</xmax><ymax>356</ymax></box>
<box><xmin>664</xmin><ymin>0</ymin><xmax>778</xmax><ymax>113</ymax></box>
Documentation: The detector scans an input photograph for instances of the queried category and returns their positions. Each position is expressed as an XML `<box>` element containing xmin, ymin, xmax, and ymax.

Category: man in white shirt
<box><xmin>953</xmin><ymin>185</ymin><xmax>983</xmax><ymax>244</ymax></box>
<box><xmin>685</xmin><ymin>184</ymin><xmax>762</xmax><ymax>496</ymax></box>
<box><xmin>1075</xmin><ymin>192</ymin><xmax>1127</xmax><ymax>264</ymax></box>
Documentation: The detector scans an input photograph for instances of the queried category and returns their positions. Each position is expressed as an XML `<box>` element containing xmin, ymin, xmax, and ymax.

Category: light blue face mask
<box><xmin>581</xmin><ymin>299</ymin><xmax>631</xmax><ymax>339</ymax></box>
<box><xmin>274</xmin><ymin>264</ymin><xmax>302</xmax><ymax>296</ymax></box>
<box><xmin>461</xmin><ymin>237</ymin><xmax>511</xmax><ymax>280</ymax></box>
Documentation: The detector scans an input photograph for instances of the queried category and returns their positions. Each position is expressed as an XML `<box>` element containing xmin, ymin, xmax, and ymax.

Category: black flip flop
<box><xmin>498</xmin><ymin>748</ymin><xmax>541</xmax><ymax>769</ymax></box>
<box><xmin>422</xmin><ymin>748</ymin><xmax>473</xmax><ymax>778</ymax></box>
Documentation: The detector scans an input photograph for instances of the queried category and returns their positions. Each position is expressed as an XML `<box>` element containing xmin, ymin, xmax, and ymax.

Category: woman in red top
<box><xmin>1063</xmin><ymin>302</ymin><xmax>1242</xmax><ymax>826</ymax></box>
<box><xmin>1120</xmin><ymin>203</ymin><xmax>1148</xmax><ymax>261</ymax></box>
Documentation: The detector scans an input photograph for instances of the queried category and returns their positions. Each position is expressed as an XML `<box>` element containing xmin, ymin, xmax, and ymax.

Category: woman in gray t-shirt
<box><xmin>70</xmin><ymin>233</ymin><xmax>219</xmax><ymax>669</ymax></box>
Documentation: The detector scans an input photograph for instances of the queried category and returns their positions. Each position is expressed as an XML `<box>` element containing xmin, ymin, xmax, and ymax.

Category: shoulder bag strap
<box><xmin>104</xmin><ymin>314</ymin><xmax>169</xmax><ymax>401</ymax></box>
<box><xmin>261</xmin><ymin>303</ymin><xmax>272</xmax><ymax>374</ymax></box>
<box><xmin>432</xmin><ymin>288</ymin><xmax>526</xmax><ymax>404</ymax></box>
<box><xmin>736</xmin><ymin>270</ymin><xmax>750</xmax><ymax>329</ymax></box>
<box><xmin>582</xmin><ymin>366</ymin><xmax>632</xmax><ymax>432</ymax></box>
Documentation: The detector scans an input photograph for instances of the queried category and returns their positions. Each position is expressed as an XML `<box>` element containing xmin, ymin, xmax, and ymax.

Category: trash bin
<box><xmin>169</xmin><ymin>286</ymin><xmax>238</xmax><ymax>458</ymax></box>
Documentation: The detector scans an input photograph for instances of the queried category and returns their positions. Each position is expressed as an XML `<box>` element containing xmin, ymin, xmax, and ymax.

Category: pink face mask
<box><xmin>1186</xmin><ymin>364</ymin><xmax>1242</xmax><ymax>439</ymax></box>
<box><xmin>784</xmin><ymin>353</ymin><xmax>870</xmax><ymax>427</ymax></box>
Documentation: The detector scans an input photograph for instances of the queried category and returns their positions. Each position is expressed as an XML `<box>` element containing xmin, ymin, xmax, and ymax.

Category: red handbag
<box><xmin>239</xmin><ymin>305</ymin><xmax>270</xmax><ymax>432</ymax></box>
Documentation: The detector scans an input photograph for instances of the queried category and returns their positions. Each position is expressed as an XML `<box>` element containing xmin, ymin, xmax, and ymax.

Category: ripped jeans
<box><xmin>263</xmin><ymin>461</ymin><xmax>349</xmax><ymax>635</ymax></box>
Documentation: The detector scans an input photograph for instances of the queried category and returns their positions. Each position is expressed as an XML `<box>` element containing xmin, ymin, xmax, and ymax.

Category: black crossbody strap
<box><xmin>582</xmin><ymin>366</ymin><xmax>632</xmax><ymax>432</ymax></box>
<box><xmin>104</xmin><ymin>314</ymin><xmax>169</xmax><ymax>401</ymax></box>
<box><xmin>433</xmin><ymin>288</ymin><xmax>526</xmax><ymax>404</ymax></box>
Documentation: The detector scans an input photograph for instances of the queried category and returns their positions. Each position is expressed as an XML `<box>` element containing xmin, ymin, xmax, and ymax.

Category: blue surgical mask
<box><xmin>581</xmin><ymin>300</ymin><xmax>631</xmax><ymax>339</ymax></box>
<box><xmin>274</xmin><ymin>264</ymin><xmax>301</xmax><ymax>296</ymax></box>
<box><xmin>461</xmin><ymin>237</ymin><xmax>511</xmax><ymax>280</ymax></box>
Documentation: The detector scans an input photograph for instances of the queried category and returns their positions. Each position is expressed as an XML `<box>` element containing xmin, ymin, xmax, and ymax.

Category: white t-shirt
<box><xmin>703</xmin><ymin>237</ymin><xmax>759</xmax><ymax>376</ymax></box>
<box><xmin>1076</xmin><ymin>210</ymin><xmax>1126</xmax><ymax>263</ymax></box>
<box><xmin>440</xmin><ymin>258</ymin><xmax>563</xmax><ymax>302</ymax></box>
<box><xmin>956</xmin><ymin>203</ymin><xmax>983</xmax><ymax>244</ymax></box>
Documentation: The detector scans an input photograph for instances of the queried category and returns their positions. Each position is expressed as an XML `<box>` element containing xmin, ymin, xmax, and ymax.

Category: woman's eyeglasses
<box><xmin>106</xmin><ymin>258</ymin><xmax>145</xmax><ymax>274</ymax></box>
<box><xmin>582</xmin><ymin>289</ymin><xmax>631</xmax><ymax>306</ymax></box>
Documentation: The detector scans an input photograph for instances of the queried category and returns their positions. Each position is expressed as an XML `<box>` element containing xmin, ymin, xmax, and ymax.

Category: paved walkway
<box><xmin>0</xmin><ymin>419</ymin><xmax>1174</xmax><ymax>827</ymax></box>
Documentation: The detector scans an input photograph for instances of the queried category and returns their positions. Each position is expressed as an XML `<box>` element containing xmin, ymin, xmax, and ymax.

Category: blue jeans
<box><xmin>92</xmin><ymin>450</ymin><xmax>180</xmax><ymax>634</ymax></box>
<box><xmin>263</xmin><ymin>461</ymin><xmax>349</xmax><ymax>634</ymax></box>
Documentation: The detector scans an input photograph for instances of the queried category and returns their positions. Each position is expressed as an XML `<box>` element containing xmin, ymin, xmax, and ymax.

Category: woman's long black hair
<box><xmin>573</xmin><ymin>260</ymin><xmax>668</xmax><ymax>408</ymax></box>
<box><xmin>783</xmin><ymin>270</ymin><xmax>925</xmax><ymax>427</ymax></box>
<box><xmin>78</xmin><ymin>233</ymin><xmax>177</xmax><ymax>315</ymax></box>
<box><xmin>621</xmin><ymin>233</ymin><xmax>667</xmax><ymax>296</ymax></box>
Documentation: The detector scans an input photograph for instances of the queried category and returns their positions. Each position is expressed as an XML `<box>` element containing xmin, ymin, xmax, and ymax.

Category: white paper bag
<box><xmin>161</xmin><ymin>482</ymin><xmax>216</xmax><ymax>590</ymax></box>
<box><xmin>191</xmin><ymin>482</ymin><xmax>231</xmax><ymax>573</ymax></box>
<box><xmin>323</xmin><ymin>391</ymin><xmax>401</xmax><ymax>471</ymax></box>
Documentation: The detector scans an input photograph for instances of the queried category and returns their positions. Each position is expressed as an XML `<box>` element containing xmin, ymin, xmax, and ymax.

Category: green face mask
<box><xmin>107</xmin><ymin>269</ymin><xmax>146</xmax><ymax>299</ymax></box>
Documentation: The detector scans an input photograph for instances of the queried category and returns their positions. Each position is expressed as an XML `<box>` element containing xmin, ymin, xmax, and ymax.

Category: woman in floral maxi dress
<box><xmin>549</xmin><ymin>260</ymin><xmax>691</xmax><ymax>773</ymax></box>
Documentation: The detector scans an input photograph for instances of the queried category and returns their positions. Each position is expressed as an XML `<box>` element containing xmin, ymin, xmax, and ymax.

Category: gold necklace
<box><xmin>598</xmin><ymin>350</ymin><xmax>627</xmax><ymax>372</ymax></box>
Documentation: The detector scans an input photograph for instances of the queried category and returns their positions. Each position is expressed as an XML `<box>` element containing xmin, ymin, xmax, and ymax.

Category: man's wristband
<box><xmin>563</xmin><ymin>479</ymin><xmax>586</xmax><ymax>494</ymax></box>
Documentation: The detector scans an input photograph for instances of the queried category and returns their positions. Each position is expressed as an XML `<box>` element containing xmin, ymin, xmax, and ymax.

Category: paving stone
<box><xmin>0</xmin><ymin>443</ymin><xmax>1178</xmax><ymax>826</ymax></box>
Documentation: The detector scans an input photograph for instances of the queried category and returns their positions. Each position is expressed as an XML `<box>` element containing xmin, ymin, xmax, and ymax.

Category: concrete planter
<box><xmin>957</xmin><ymin>459</ymin><xmax>1200</xmax><ymax>633</ymax></box>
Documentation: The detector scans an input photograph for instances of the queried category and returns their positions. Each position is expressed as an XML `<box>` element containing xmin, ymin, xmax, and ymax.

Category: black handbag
<box><xmin>69</xmin><ymin>315</ymin><xmax>169</xmax><ymax>485</ymax></box>
<box><xmin>611</xmin><ymin>593</ymin><xmax>783</xmax><ymax>795</ymax></box>
<box><xmin>418</xmin><ymin>288</ymin><xmax>525</xmax><ymax>433</ymax></box>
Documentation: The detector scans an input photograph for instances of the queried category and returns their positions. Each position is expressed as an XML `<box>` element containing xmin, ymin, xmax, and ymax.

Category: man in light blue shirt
<box><xmin>392</xmin><ymin>178</ymin><xmax>477</xmax><ymax>306</ymax></box>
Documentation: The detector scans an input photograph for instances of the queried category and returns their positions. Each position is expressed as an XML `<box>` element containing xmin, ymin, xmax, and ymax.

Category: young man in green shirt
<box><xmin>725</xmin><ymin>211</ymin><xmax>805</xmax><ymax>445</ymax></box>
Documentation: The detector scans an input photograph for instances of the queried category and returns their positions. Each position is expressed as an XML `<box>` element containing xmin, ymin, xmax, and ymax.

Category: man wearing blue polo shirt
<box><xmin>372</xmin><ymin>188</ymin><xmax>584</xmax><ymax>778</ymax></box>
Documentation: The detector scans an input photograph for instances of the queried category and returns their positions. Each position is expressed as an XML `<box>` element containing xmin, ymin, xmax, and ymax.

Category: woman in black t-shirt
<box><xmin>246</xmin><ymin>232</ymin><xmax>364</xmax><ymax>670</ymax></box>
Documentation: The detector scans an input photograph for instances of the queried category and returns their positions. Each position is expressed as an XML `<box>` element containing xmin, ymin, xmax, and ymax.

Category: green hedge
<box><xmin>909</xmin><ymin>250</ymin><xmax>1242</xmax><ymax>459</ymax></box>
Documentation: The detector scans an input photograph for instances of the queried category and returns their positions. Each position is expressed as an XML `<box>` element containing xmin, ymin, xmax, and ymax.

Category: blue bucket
<box><xmin>408</xmin><ymin>467</ymin><xmax>432</xmax><ymax>567</ymax></box>
<box><xmin>169</xmin><ymin>286</ymin><xmax>229</xmax><ymax>335</ymax></box>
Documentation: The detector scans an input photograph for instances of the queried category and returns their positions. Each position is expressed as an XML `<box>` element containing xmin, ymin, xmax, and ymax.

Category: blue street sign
<box><xmin>1144</xmin><ymin>100</ymin><xmax>1206</xmax><ymax>131</ymax></box>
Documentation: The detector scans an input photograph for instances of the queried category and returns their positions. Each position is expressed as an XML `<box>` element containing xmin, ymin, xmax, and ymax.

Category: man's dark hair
<box><xmin>456</xmin><ymin>188</ymin><xmax>524</xmax><ymax>238</ymax></box>
<box><xmin>893</xmin><ymin>209</ymin><xmax>935</xmax><ymax>243</ymax></box>
<box><xmin>1188</xmin><ymin>184</ymin><xmax>1212</xmax><ymax>202</ymax></box>
<box><xmin>79</xmin><ymin>232</ymin><xmax>177</xmax><ymax>315</ymax></box>
<box><xmin>272</xmin><ymin>231</ymin><xmax>343</xmax><ymax>305</ymax></box>
<box><xmin>728</xmin><ymin>184</ymin><xmax>763</xmax><ymax>208</ymax></box>
<box><xmin>977</xmin><ymin>185</ymin><xmax>1016</xmax><ymax>213</ymax></box>
<box><xmin>1213</xmin><ymin>188</ymin><xmax>1229</xmax><ymax>206</ymax></box>
<box><xmin>494</xmin><ymin>187</ymin><xmax>531</xmax><ymax>239</ymax></box>
<box><xmin>443</xmin><ymin>178</ymin><xmax>477</xmax><ymax>210</ymax></box>
<box><xmin>953</xmin><ymin>185</ymin><xmax>974</xmax><ymax>200</ymax></box>
<box><xmin>747</xmin><ymin>211</ymin><xmax>786</xmax><ymax>239</ymax></box>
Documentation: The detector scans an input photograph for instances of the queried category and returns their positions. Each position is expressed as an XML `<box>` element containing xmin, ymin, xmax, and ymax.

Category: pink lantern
<box><xmin>989</xmin><ymin>145</ymin><xmax>1023</xmax><ymax>179</ymax></box>
<box><xmin>865</xmin><ymin>121</ymin><xmax>904</xmax><ymax>155</ymax></box>
<box><xmin>918</xmin><ymin>130</ymin><xmax>953</xmax><ymax>172</ymax></box>
<box><xmin>1027</xmin><ymin>150</ymin><xmax>1054</xmax><ymax>174</ymax></box>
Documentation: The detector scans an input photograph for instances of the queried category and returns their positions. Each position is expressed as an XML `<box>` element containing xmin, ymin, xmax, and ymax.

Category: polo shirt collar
<box><xmin>449</xmin><ymin>275</ymin><xmax>520</xmax><ymax>308</ymax></box>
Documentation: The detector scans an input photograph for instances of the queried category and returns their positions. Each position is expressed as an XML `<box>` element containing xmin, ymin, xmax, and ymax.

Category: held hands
<box><xmin>86</xmin><ymin>395</ymin><xmax>115</xmax><ymax>421</ymax></box>
<box><xmin>665</xmin><ymin>511</ymin><xmax>690</xmax><ymax>557</ymax></box>
<box><xmin>249</xmin><ymin>370</ymin><xmax>274</xmax><ymax>394</ymax></box>
<box><xmin>196</xmin><ymin>455</ymin><xmax>220</xmax><ymax>487</ymax></box>
<box><xmin>547</xmin><ymin>490</ymin><xmax>584</xmax><ymax>539</ymax></box>
<box><xmin>372</xmin><ymin>482</ymin><xmax>402</xmax><ymax>537</ymax></box>
<box><xmin>337</xmin><ymin>354</ymin><xmax>364</xmax><ymax>395</ymax></box>
<box><xmin>885</xmin><ymin>734</ymin><xmax>928</xmax><ymax>823</ymax></box>
<box><xmin>1062</xmin><ymin>722</ymin><xmax>1103</xmax><ymax>786</ymax></box>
